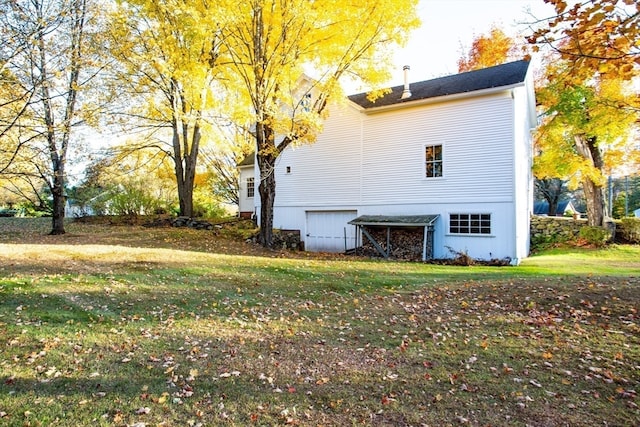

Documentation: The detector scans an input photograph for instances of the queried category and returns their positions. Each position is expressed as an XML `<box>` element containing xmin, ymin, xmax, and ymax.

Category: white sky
<box><xmin>383</xmin><ymin>0</ymin><xmax>557</xmax><ymax>87</ymax></box>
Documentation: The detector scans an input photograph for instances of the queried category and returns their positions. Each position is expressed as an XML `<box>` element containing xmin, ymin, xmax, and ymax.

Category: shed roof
<box><xmin>349</xmin><ymin>214</ymin><xmax>439</xmax><ymax>227</ymax></box>
<box><xmin>348</xmin><ymin>60</ymin><xmax>530</xmax><ymax>110</ymax></box>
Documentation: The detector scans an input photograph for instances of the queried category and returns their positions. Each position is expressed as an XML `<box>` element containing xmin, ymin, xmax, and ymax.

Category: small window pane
<box><xmin>434</xmin><ymin>145</ymin><xmax>442</xmax><ymax>160</ymax></box>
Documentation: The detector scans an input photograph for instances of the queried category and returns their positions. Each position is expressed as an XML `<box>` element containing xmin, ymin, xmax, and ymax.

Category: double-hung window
<box><xmin>246</xmin><ymin>177</ymin><xmax>255</xmax><ymax>198</ymax></box>
<box><xmin>425</xmin><ymin>144</ymin><xmax>443</xmax><ymax>178</ymax></box>
<box><xmin>449</xmin><ymin>213</ymin><xmax>491</xmax><ymax>235</ymax></box>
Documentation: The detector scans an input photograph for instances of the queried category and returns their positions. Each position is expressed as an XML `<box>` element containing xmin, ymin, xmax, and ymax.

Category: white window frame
<box><xmin>448</xmin><ymin>213</ymin><xmax>492</xmax><ymax>235</ymax></box>
<box><xmin>424</xmin><ymin>143</ymin><xmax>444</xmax><ymax>178</ymax></box>
<box><xmin>246</xmin><ymin>177</ymin><xmax>255</xmax><ymax>198</ymax></box>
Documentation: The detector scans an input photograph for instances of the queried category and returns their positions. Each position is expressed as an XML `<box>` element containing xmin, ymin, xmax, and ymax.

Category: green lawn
<box><xmin>0</xmin><ymin>218</ymin><xmax>638</xmax><ymax>426</ymax></box>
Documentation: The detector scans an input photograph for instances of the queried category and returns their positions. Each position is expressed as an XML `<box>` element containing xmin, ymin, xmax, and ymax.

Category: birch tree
<box><xmin>220</xmin><ymin>0</ymin><xmax>419</xmax><ymax>247</ymax></box>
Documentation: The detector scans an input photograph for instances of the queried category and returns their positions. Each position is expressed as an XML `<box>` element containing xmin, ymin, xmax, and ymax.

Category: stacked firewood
<box><xmin>358</xmin><ymin>226</ymin><xmax>424</xmax><ymax>261</ymax></box>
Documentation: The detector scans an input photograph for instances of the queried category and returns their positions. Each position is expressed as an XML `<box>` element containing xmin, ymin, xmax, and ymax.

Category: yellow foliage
<box><xmin>219</xmin><ymin>0</ymin><xmax>419</xmax><ymax>156</ymax></box>
<box><xmin>535</xmin><ymin>58</ymin><xmax>639</xmax><ymax>187</ymax></box>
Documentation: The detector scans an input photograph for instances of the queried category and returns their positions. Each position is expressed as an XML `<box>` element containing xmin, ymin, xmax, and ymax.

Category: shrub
<box><xmin>109</xmin><ymin>187</ymin><xmax>163</xmax><ymax>216</ymax></box>
<box><xmin>530</xmin><ymin>232</ymin><xmax>572</xmax><ymax>252</ymax></box>
<box><xmin>617</xmin><ymin>218</ymin><xmax>640</xmax><ymax>244</ymax></box>
<box><xmin>579</xmin><ymin>226</ymin><xmax>610</xmax><ymax>247</ymax></box>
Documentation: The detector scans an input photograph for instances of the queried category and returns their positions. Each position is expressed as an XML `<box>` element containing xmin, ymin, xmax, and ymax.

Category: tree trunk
<box><xmin>574</xmin><ymin>134</ymin><xmax>606</xmax><ymax>226</ymax></box>
<box><xmin>582</xmin><ymin>177</ymin><xmax>605</xmax><ymax>226</ymax></box>
<box><xmin>255</xmin><ymin>121</ymin><xmax>277</xmax><ymax>248</ymax></box>
<box><xmin>177</xmin><ymin>184</ymin><xmax>193</xmax><ymax>217</ymax></box>
<box><xmin>182</xmin><ymin>123</ymin><xmax>200</xmax><ymax>217</ymax></box>
<box><xmin>50</xmin><ymin>169</ymin><xmax>66</xmax><ymax>235</ymax></box>
<box><xmin>175</xmin><ymin>139</ymin><xmax>197</xmax><ymax>218</ymax></box>
<box><xmin>171</xmin><ymin>80</ymin><xmax>201</xmax><ymax>218</ymax></box>
<box><xmin>257</xmin><ymin>159</ymin><xmax>275</xmax><ymax>247</ymax></box>
<box><xmin>548</xmin><ymin>192</ymin><xmax>560</xmax><ymax>217</ymax></box>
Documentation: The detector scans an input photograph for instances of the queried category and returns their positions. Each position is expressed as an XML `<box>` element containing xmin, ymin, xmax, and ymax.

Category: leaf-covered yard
<box><xmin>0</xmin><ymin>218</ymin><xmax>638</xmax><ymax>426</ymax></box>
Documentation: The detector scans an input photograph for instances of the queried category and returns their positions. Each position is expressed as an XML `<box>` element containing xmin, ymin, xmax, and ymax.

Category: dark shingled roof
<box><xmin>348</xmin><ymin>60</ymin><xmax>530</xmax><ymax>109</ymax></box>
<box><xmin>238</xmin><ymin>153</ymin><xmax>254</xmax><ymax>167</ymax></box>
<box><xmin>533</xmin><ymin>200</ymin><xmax>573</xmax><ymax>216</ymax></box>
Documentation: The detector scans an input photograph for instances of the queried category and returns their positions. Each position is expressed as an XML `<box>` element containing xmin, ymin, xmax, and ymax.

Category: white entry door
<box><xmin>305</xmin><ymin>210</ymin><xmax>357</xmax><ymax>252</ymax></box>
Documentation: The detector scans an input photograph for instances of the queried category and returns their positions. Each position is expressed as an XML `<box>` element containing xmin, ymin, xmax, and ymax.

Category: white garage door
<box><xmin>306</xmin><ymin>210</ymin><xmax>357</xmax><ymax>252</ymax></box>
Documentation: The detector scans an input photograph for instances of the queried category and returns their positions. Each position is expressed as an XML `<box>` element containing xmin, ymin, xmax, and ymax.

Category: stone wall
<box><xmin>530</xmin><ymin>215</ymin><xmax>586</xmax><ymax>242</ymax></box>
<box><xmin>272</xmin><ymin>229</ymin><xmax>303</xmax><ymax>251</ymax></box>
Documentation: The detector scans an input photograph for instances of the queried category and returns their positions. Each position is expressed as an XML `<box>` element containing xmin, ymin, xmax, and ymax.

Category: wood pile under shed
<box><xmin>348</xmin><ymin>215</ymin><xmax>439</xmax><ymax>261</ymax></box>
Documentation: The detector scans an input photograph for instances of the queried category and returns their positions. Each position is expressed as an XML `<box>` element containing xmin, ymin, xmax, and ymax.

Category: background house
<box><xmin>246</xmin><ymin>60</ymin><xmax>537</xmax><ymax>263</ymax></box>
<box><xmin>238</xmin><ymin>155</ymin><xmax>256</xmax><ymax>219</ymax></box>
<box><xmin>533</xmin><ymin>200</ymin><xmax>579</xmax><ymax>217</ymax></box>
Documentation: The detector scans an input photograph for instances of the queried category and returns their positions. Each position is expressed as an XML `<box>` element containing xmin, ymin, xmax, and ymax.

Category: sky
<box><xmin>382</xmin><ymin>0</ymin><xmax>557</xmax><ymax>87</ymax></box>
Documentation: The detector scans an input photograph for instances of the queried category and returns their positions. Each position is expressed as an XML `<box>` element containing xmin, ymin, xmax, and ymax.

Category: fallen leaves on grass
<box><xmin>0</xmin><ymin>231</ymin><xmax>638</xmax><ymax>426</ymax></box>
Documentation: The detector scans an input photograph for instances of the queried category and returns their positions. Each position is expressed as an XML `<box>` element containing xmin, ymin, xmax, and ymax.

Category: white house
<box><xmin>238</xmin><ymin>155</ymin><xmax>256</xmax><ymax>219</ymax></box>
<box><xmin>240</xmin><ymin>60</ymin><xmax>537</xmax><ymax>264</ymax></box>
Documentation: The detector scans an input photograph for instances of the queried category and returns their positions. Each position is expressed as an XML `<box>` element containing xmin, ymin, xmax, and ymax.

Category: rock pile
<box><xmin>143</xmin><ymin>216</ymin><xmax>218</xmax><ymax>230</ymax></box>
<box><xmin>170</xmin><ymin>216</ymin><xmax>217</xmax><ymax>230</ymax></box>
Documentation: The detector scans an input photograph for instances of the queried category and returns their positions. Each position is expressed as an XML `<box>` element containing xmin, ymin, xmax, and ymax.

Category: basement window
<box><xmin>449</xmin><ymin>213</ymin><xmax>491</xmax><ymax>235</ymax></box>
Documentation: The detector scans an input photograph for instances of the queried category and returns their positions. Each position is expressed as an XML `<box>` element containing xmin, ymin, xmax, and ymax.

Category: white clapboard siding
<box><xmin>276</xmin><ymin>93</ymin><xmax>515</xmax><ymax>208</ymax></box>
<box><xmin>360</xmin><ymin>94</ymin><xmax>514</xmax><ymax>204</ymax></box>
<box><xmin>275</xmin><ymin>104</ymin><xmax>363</xmax><ymax>205</ymax></box>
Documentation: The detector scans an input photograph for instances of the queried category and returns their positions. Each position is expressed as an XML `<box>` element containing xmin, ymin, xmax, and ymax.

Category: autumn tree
<box><xmin>534</xmin><ymin>59</ymin><xmax>639</xmax><ymax>226</ymax></box>
<box><xmin>530</xmin><ymin>0</ymin><xmax>639</xmax><ymax>227</ymax></box>
<box><xmin>1</xmin><ymin>0</ymin><xmax>104</xmax><ymax>234</ymax></box>
<box><xmin>529</xmin><ymin>0</ymin><xmax>639</xmax><ymax>81</ymax></box>
<box><xmin>107</xmin><ymin>1</ymin><xmax>227</xmax><ymax>218</ymax></box>
<box><xmin>219</xmin><ymin>0</ymin><xmax>419</xmax><ymax>247</ymax></box>
<box><xmin>535</xmin><ymin>177</ymin><xmax>569</xmax><ymax>217</ymax></box>
<box><xmin>457</xmin><ymin>26</ymin><xmax>520</xmax><ymax>72</ymax></box>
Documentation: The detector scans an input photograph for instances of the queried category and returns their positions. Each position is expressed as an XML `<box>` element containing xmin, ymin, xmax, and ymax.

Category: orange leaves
<box><xmin>530</xmin><ymin>0</ymin><xmax>639</xmax><ymax>81</ymax></box>
<box><xmin>315</xmin><ymin>377</ymin><xmax>330</xmax><ymax>385</ymax></box>
<box><xmin>457</xmin><ymin>26</ymin><xmax>519</xmax><ymax>73</ymax></box>
<box><xmin>380</xmin><ymin>394</ymin><xmax>395</xmax><ymax>405</ymax></box>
